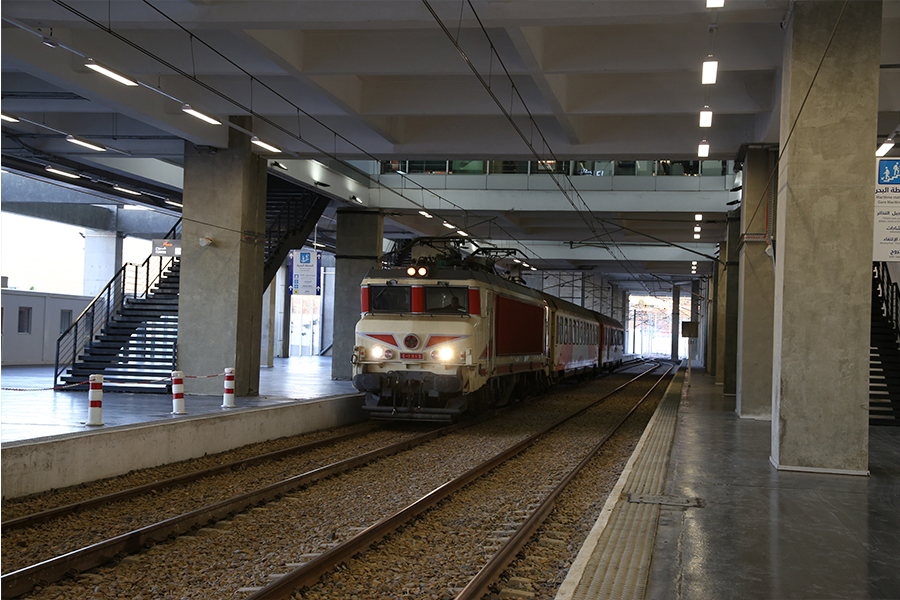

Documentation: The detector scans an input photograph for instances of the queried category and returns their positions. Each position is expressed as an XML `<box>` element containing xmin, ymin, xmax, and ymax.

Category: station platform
<box><xmin>558</xmin><ymin>368</ymin><xmax>900</xmax><ymax>600</ymax></box>
<box><xmin>0</xmin><ymin>356</ymin><xmax>356</xmax><ymax>444</ymax></box>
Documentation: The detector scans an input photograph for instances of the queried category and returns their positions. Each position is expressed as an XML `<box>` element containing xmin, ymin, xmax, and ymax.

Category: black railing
<box><xmin>54</xmin><ymin>220</ymin><xmax>182</xmax><ymax>386</ymax></box>
<box><xmin>874</xmin><ymin>261</ymin><xmax>900</xmax><ymax>345</ymax></box>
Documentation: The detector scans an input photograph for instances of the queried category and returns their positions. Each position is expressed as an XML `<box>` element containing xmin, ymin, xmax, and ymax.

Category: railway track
<box><xmin>243</xmin><ymin>362</ymin><xmax>672</xmax><ymax>600</ymax></box>
<box><xmin>3</xmin><ymin>360</ymin><xmax>662</xmax><ymax>599</ymax></box>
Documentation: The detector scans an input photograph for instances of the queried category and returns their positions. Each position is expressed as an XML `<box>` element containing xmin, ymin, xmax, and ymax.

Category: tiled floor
<box><xmin>645</xmin><ymin>371</ymin><xmax>900</xmax><ymax>600</ymax></box>
<box><xmin>0</xmin><ymin>357</ymin><xmax>357</xmax><ymax>444</ymax></box>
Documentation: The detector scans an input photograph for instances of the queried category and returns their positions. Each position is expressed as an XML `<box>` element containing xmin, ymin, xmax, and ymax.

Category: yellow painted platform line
<box><xmin>556</xmin><ymin>367</ymin><xmax>685</xmax><ymax>600</ymax></box>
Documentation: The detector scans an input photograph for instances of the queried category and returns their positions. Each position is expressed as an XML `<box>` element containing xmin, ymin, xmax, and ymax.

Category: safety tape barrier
<box><xmin>1</xmin><ymin>372</ymin><xmax>226</xmax><ymax>391</ymax></box>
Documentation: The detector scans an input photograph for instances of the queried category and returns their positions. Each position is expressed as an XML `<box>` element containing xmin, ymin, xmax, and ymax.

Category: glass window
<box><xmin>18</xmin><ymin>306</ymin><xmax>32</xmax><ymax>334</ymax></box>
<box><xmin>657</xmin><ymin>160</ymin><xmax>700</xmax><ymax>176</ymax></box>
<box><xmin>615</xmin><ymin>160</ymin><xmax>654</xmax><ymax>176</ymax></box>
<box><xmin>407</xmin><ymin>160</ymin><xmax>448</xmax><ymax>174</ymax></box>
<box><xmin>369</xmin><ymin>286</ymin><xmax>411</xmax><ymax>313</ymax></box>
<box><xmin>701</xmin><ymin>160</ymin><xmax>726</xmax><ymax>176</ymax></box>
<box><xmin>424</xmin><ymin>287</ymin><xmax>469</xmax><ymax>313</ymax></box>
<box><xmin>60</xmin><ymin>309</ymin><xmax>73</xmax><ymax>334</ymax></box>
<box><xmin>449</xmin><ymin>160</ymin><xmax>485</xmax><ymax>175</ymax></box>
<box><xmin>530</xmin><ymin>160</ymin><xmax>569</xmax><ymax>174</ymax></box>
<box><xmin>489</xmin><ymin>161</ymin><xmax>529</xmax><ymax>174</ymax></box>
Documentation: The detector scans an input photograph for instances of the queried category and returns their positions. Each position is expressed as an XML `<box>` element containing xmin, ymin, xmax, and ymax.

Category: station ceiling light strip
<box><xmin>40</xmin><ymin>0</ymin><xmax>550</xmax><ymax>270</ymax></box>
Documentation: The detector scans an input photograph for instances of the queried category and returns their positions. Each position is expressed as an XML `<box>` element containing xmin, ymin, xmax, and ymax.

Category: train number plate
<box><xmin>400</xmin><ymin>352</ymin><xmax>423</xmax><ymax>360</ymax></box>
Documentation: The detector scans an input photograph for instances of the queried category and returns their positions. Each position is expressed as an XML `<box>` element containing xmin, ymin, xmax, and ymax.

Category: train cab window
<box><xmin>369</xmin><ymin>285</ymin><xmax>411</xmax><ymax>313</ymax></box>
<box><xmin>425</xmin><ymin>286</ymin><xmax>469</xmax><ymax>313</ymax></box>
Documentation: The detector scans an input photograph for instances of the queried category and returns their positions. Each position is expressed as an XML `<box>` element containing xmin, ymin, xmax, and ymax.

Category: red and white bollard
<box><xmin>222</xmin><ymin>367</ymin><xmax>235</xmax><ymax>408</ymax></box>
<box><xmin>171</xmin><ymin>371</ymin><xmax>187</xmax><ymax>415</ymax></box>
<box><xmin>86</xmin><ymin>374</ymin><xmax>104</xmax><ymax>426</ymax></box>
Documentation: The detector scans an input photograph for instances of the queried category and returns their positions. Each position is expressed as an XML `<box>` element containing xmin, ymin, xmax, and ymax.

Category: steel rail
<box><xmin>245</xmin><ymin>364</ymin><xmax>662</xmax><ymax>600</ymax></box>
<box><xmin>456</xmin><ymin>364</ymin><xmax>675</xmax><ymax>599</ymax></box>
<box><xmin>2</xmin><ymin>417</ymin><xmax>376</xmax><ymax>531</ymax></box>
<box><xmin>1</xmin><ymin>421</ymin><xmax>467</xmax><ymax>599</ymax></box>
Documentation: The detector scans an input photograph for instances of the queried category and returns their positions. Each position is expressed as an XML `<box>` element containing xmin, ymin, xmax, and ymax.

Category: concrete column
<box><xmin>83</xmin><ymin>229</ymin><xmax>122</xmax><ymax>296</ymax></box>
<box><xmin>260</xmin><ymin>279</ymin><xmax>276</xmax><ymax>368</ymax></box>
<box><xmin>177</xmin><ymin>119</ymin><xmax>267</xmax><ymax>395</ymax></box>
<box><xmin>737</xmin><ymin>148</ymin><xmax>777</xmax><ymax>419</ymax></box>
<box><xmin>723</xmin><ymin>210</ymin><xmax>741</xmax><ymax>395</ymax></box>
<box><xmin>332</xmin><ymin>208</ymin><xmax>383</xmax><ymax>380</ymax></box>
<box><xmin>671</xmin><ymin>284</ymin><xmax>680</xmax><ymax>361</ymax></box>
<box><xmin>715</xmin><ymin>249</ymin><xmax>726</xmax><ymax>383</ymax></box>
<box><xmin>771</xmin><ymin>1</ymin><xmax>880</xmax><ymax>474</ymax></box>
<box><xmin>690</xmin><ymin>279</ymin><xmax>702</xmax><ymax>366</ymax></box>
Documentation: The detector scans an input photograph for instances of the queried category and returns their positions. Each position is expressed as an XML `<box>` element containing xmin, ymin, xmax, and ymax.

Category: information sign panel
<box><xmin>291</xmin><ymin>250</ymin><xmax>321</xmax><ymax>295</ymax></box>
<box><xmin>874</xmin><ymin>159</ymin><xmax>900</xmax><ymax>261</ymax></box>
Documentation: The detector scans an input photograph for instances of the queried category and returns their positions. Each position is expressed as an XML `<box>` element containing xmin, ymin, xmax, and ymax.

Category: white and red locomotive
<box><xmin>351</xmin><ymin>251</ymin><xmax>624</xmax><ymax>421</ymax></box>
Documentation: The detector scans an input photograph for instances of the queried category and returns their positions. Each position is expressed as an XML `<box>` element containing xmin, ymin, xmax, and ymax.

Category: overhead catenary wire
<box><xmin>30</xmin><ymin>0</ymin><xmax>553</xmax><ymax>269</ymax></box>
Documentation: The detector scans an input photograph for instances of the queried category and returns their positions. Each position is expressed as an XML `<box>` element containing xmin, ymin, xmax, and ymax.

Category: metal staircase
<box><xmin>869</xmin><ymin>262</ymin><xmax>900</xmax><ymax>425</ymax></box>
<box><xmin>54</xmin><ymin>174</ymin><xmax>331</xmax><ymax>393</ymax></box>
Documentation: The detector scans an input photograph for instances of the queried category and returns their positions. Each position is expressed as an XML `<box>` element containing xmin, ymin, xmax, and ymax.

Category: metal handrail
<box><xmin>874</xmin><ymin>261</ymin><xmax>900</xmax><ymax>347</ymax></box>
<box><xmin>54</xmin><ymin>220</ymin><xmax>182</xmax><ymax>386</ymax></box>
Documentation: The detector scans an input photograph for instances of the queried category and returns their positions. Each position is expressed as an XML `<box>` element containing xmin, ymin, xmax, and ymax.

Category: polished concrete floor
<box><xmin>645</xmin><ymin>371</ymin><xmax>900</xmax><ymax>600</ymax></box>
<box><xmin>0</xmin><ymin>357</ymin><xmax>356</xmax><ymax>444</ymax></box>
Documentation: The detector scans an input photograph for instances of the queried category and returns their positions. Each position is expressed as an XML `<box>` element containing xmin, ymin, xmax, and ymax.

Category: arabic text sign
<box><xmin>875</xmin><ymin>160</ymin><xmax>900</xmax><ymax>261</ymax></box>
<box><xmin>291</xmin><ymin>250</ymin><xmax>321</xmax><ymax>295</ymax></box>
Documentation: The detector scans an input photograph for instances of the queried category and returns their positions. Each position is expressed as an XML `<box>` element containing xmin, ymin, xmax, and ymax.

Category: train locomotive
<box><xmin>351</xmin><ymin>241</ymin><xmax>624</xmax><ymax>421</ymax></box>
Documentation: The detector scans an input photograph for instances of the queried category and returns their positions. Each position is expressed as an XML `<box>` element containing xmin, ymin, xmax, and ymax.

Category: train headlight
<box><xmin>417</xmin><ymin>266</ymin><xmax>428</xmax><ymax>276</ymax></box>
<box><xmin>438</xmin><ymin>346</ymin><xmax>454</xmax><ymax>361</ymax></box>
<box><xmin>371</xmin><ymin>346</ymin><xmax>385</xmax><ymax>359</ymax></box>
<box><xmin>406</xmin><ymin>267</ymin><xmax>416</xmax><ymax>276</ymax></box>
<box><xmin>383</xmin><ymin>348</ymin><xmax>394</xmax><ymax>359</ymax></box>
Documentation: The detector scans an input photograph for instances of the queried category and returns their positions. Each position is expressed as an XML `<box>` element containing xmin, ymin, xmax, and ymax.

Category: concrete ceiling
<box><xmin>2</xmin><ymin>0</ymin><xmax>898</xmax><ymax>295</ymax></box>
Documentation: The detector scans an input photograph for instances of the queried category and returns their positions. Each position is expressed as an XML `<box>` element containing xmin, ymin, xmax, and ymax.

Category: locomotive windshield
<box><xmin>369</xmin><ymin>285</ymin><xmax>411</xmax><ymax>313</ymax></box>
<box><xmin>425</xmin><ymin>287</ymin><xmax>468</xmax><ymax>313</ymax></box>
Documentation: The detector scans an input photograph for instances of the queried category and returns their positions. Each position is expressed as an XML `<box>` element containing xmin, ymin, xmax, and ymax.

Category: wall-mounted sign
<box><xmin>152</xmin><ymin>239</ymin><xmax>182</xmax><ymax>257</ymax></box>
<box><xmin>291</xmin><ymin>250</ymin><xmax>321</xmax><ymax>295</ymax></box>
<box><xmin>874</xmin><ymin>159</ymin><xmax>900</xmax><ymax>262</ymax></box>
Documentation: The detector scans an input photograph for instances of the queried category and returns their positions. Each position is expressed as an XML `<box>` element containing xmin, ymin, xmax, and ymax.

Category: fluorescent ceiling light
<box><xmin>707</xmin><ymin>0</ymin><xmax>724</xmax><ymax>7</ymax></box>
<box><xmin>694</xmin><ymin>233</ymin><xmax>701</xmax><ymax>239</ymax></box>
<box><xmin>351</xmin><ymin>195</ymin><xmax>363</xmax><ymax>204</ymax></box>
<box><xmin>442</xmin><ymin>221</ymin><xmax>456</xmax><ymax>229</ymax></box>
<box><xmin>692</xmin><ymin>261</ymin><xmax>698</xmax><ymax>265</ymax></box>
<box><xmin>181</xmin><ymin>104</ymin><xmax>221</xmax><ymax>125</ymax></box>
<box><xmin>876</xmin><ymin>139</ymin><xmax>895</xmax><ymax>157</ymax></box>
<box><xmin>522</xmin><ymin>262</ymin><xmax>531</xmax><ymax>268</ymax></box>
<box><xmin>312</xmin><ymin>241</ymin><xmax>325</xmax><ymax>248</ymax></box>
<box><xmin>695</xmin><ymin>214</ymin><xmax>703</xmax><ymax>220</ymax></box>
<box><xmin>702</xmin><ymin>58</ymin><xmax>718</xmax><ymax>84</ymax></box>
<box><xmin>66</xmin><ymin>135</ymin><xmax>106</xmax><ymax>152</ymax></box>
<box><xmin>165</xmin><ymin>199</ymin><xmax>183</xmax><ymax>208</ymax></box>
<box><xmin>698</xmin><ymin>140</ymin><xmax>710</xmax><ymax>158</ymax></box>
<box><xmin>85</xmin><ymin>58</ymin><xmax>138</xmax><ymax>86</ymax></box>
<box><xmin>513</xmin><ymin>259</ymin><xmax>521</xmax><ymax>264</ymax></box>
<box><xmin>694</xmin><ymin>225</ymin><xmax>702</xmax><ymax>232</ymax></box>
<box><xmin>250</xmin><ymin>136</ymin><xmax>281</xmax><ymax>153</ymax></box>
<box><xmin>458</xmin><ymin>230</ymin><xmax>469</xmax><ymax>237</ymax></box>
<box><xmin>418</xmin><ymin>210</ymin><xmax>433</xmax><ymax>218</ymax></box>
<box><xmin>113</xmin><ymin>185</ymin><xmax>141</xmax><ymax>196</ymax></box>
<box><xmin>530</xmin><ymin>267</ymin><xmax>537</xmax><ymax>271</ymax></box>
<box><xmin>699</xmin><ymin>109</ymin><xmax>713</xmax><ymax>128</ymax></box>
<box><xmin>42</xmin><ymin>36</ymin><xmax>58</xmax><ymax>48</ymax></box>
<box><xmin>45</xmin><ymin>165</ymin><xmax>81</xmax><ymax>179</ymax></box>
<box><xmin>1</xmin><ymin>113</ymin><xmax>20</xmax><ymax>123</ymax></box>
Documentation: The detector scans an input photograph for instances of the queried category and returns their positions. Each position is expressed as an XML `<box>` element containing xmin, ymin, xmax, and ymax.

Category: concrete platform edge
<box><xmin>1</xmin><ymin>394</ymin><xmax>366</xmax><ymax>499</ymax></box>
<box><xmin>555</xmin><ymin>366</ymin><xmax>684</xmax><ymax>600</ymax></box>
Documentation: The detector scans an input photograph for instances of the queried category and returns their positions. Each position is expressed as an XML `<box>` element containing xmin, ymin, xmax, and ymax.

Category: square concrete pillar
<box><xmin>177</xmin><ymin>119</ymin><xmax>267</xmax><ymax>395</ymax></box>
<box><xmin>723</xmin><ymin>211</ymin><xmax>741</xmax><ymax>395</ymax></box>
<box><xmin>671</xmin><ymin>284</ymin><xmax>681</xmax><ymax>361</ymax></box>
<box><xmin>332</xmin><ymin>208</ymin><xmax>383</xmax><ymax>380</ymax></box>
<box><xmin>771</xmin><ymin>1</ymin><xmax>880</xmax><ymax>474</ymax></box>
<box><xmin>736</xmin><ymin>148</ymin><xmax>776</xmax><ymax>419</ymax></box>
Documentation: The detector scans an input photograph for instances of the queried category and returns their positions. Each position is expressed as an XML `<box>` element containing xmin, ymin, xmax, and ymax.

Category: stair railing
<box><xmin>54</xmin><ymin>219</ymin><xmax>182</xmax><ymax>386</ymax></box>
<box><xmin>874</xmin><ymin>261</ymin><xmax>900</xmax><ymax>346</ymax></box>
<box><xmin>264</xmin><ymin>193</ymin><xmax>319</xmax><ymax>266</ymax></box>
